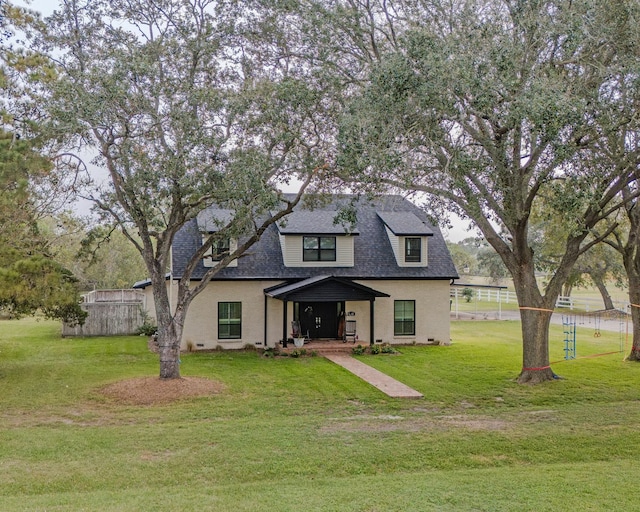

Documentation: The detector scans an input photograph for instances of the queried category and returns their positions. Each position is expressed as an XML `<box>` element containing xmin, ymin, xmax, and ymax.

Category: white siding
<box><xmin>384</xmin><ymin>227</ymin><xmax>428</xmax><ymax>267</ymax></box>
<box><xmin>280</xmin><ymin>235</ymin><xmax>355</xmax><ymax>267</ymax></box>
<box><xmin>385</xmin><ymin>226</ymin><xmax>401</xmax><ymax>262</ymax></box>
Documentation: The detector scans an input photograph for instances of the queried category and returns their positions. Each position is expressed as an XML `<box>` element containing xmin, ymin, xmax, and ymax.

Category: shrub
<box><xmin>135</xmin><ymin>321</ymin><xmax>157</xmax><ymax>337</ymax></box>
<box><xmin>136</xmin><ymin>308</ymin><xmax>158</xmax><ymax>336</ymax></box>
<box><xmin>370</xmin><ymin>344</ymin><xmax>381</xmax><ymax>355</ymax></box>
<box><xmin>263</xmin><ymin>346</ymin><xmax>281</xmax><ymax>358</ymax></box>
<box><xmin>352</xmin><ymin>344</ymin><xmax>366</xmax><ymax>355</ymax></box>
<box><xmin>381</xmin><ymin>343</ymin><xmax>397</xmax><ymax>354</ymax></box>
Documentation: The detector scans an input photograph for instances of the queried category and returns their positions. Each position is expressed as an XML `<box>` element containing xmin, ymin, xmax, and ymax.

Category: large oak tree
<box><xmin>13</xmin><ymin>0</ymin><xmax>337</xmax><ymax>378</ymax></box>
<box><xmin>337</xmin><ymin>0</ymin><xmax>640</xmax><ymax>382</ymax></box>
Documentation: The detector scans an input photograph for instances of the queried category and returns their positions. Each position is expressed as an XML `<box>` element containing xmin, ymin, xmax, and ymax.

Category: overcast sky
<box><xmin>15</xmin><ymin>0</ymin><xmax>56</xmax><ymax>14</ymax></box>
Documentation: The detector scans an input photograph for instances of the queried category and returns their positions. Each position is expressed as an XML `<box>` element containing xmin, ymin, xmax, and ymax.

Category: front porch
<box><xmin>264</xmin><ymin>276</ymin><xmax>390</xmax><ymax>348</ymax></box>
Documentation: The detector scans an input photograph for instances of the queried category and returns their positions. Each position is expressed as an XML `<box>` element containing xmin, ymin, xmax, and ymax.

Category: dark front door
<box><xmin>297</xmin><ymin>302</ymin><xmax>343</xmax><ymax>339</ymax></box>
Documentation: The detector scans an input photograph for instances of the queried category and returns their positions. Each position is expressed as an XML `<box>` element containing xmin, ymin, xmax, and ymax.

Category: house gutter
<box><xmin>263</xmin><ymin>294</ymin><xmax>268</xmax><ymax>348</ymax></box>
<box><xmin>282</xmin><ymin>300</ymin><xmax>288</xmax><ymax>348</ymax></box>
<box><xmin>370</xmin><ymin>299</ymin><xmax>375</xmax><ymax>346</ymax></box>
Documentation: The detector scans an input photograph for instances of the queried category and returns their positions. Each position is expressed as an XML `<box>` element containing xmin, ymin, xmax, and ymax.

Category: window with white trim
<box><xmin>210</xmin><ymin>239</ymin><xmax>230</xmax><ymax>261</ymax></box>
<box><xmin>203</xmin><ymin>236</ymin><xmax>237</xmax><ymax>268</ymax></box>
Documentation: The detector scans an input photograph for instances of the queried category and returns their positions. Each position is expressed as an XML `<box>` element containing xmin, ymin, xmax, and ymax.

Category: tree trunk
<box><xmin>158</xmin><ymin>318</ymin><xmax>183</xmax><ymax>379</ymax></box>
<box><xmin>592</xmin><ymin>273</ymin><xmax>615</xmax><ymax>310</ymax></box>
<box><xmin>511</xmin><ymin>266</ymin><xmax>557</xmax><ymax>384</ymax></box>
<box><xmin>151</xmin><ymin>271</ymin><xmax>184</xmax><ymax>380</ymax></box>
<box><xmin>627</xmin><ymin>273</ymin><xmax>640</xmax><ymax>361</ymax></box>
<box><xmin>517</xmin><ymin>306</ymin><xmax>556</xmax><ymax>383</ymax></box>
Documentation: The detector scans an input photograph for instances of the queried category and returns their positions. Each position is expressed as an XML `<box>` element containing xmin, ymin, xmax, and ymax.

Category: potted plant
<box><xmin>291</xmin><ymin>333</ymin><xmax>305</xmax><ymax>348</ymax></box>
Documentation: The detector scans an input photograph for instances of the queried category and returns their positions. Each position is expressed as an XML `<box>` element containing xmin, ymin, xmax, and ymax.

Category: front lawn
<box><xmin>0</xmin><ymin>318</ymin><xmax>638</xmax><ymax>511</ymax></box>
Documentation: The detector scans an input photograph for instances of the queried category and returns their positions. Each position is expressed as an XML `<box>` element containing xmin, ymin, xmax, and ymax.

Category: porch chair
<box><xmin>344</xmin><ymin>319</ymin><xmax>357</xmax><ymax>343</ymax></box>
<box><xmin>291</xmin><ymin>320</ymin><xmax>309</xmax><ymax>344</ymax></box>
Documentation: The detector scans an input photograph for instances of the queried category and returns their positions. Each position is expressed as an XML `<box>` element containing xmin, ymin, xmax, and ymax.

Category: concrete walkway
<box><xmin>324</xmin><ymin>354</ymin><xmax>423</xmax><ymax>398</ymax></box>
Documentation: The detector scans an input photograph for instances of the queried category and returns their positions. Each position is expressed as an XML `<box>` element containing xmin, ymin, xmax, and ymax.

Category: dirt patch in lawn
<box><xmin>320</xmin><ymin>414</ymin><xmax>509</xmax><ymax>434</ymax></box>
<box><xmin>99</xmin><ymin>376</ymin><xmax>225</xmax><ymax>406</ymax></box>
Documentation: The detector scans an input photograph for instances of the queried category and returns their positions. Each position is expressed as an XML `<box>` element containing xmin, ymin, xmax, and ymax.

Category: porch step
<box><xmin>279</xmin><ymin>340</ymin><xmax>358</xmax><ymax>355</ymax></box>
<box><xmin>324</xmin><ymin>354</ymin><xmax>424</xmax><ymax>399</ymax></box>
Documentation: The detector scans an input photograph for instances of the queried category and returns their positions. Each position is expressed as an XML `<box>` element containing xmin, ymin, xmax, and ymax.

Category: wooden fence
<box><xmin>62</xmin><ymin>290</ymin><xmax>146</xmax><ymax>337</ymax></box>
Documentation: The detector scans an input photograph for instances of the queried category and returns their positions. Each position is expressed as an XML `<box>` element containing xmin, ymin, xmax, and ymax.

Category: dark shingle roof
<box><xmin>275</xmin><ymin>210</ymin><xmax>359</xmax><ymax>235</ymax></box>
<box><xmin>171</xmin><ymin>194</ymin><xmax>458</xmax><ymax>281</ymax></box>
<box><xmin>377</xmin><ymin>211</ymin><xmax>433</xmax><ymax>236</ymax></box>
<box><xmin>196</xmin><ymin>209</ymin><xmax>235</xmax><ymax>232</ymax></box>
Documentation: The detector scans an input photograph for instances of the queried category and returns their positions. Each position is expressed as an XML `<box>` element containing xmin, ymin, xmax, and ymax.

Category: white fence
<box><xmin>450</xmin><ymin>286</ymin><xmax>629</xmax><ymax>316</ymax></box>
<box><xmin>450</xmin><ymin>286</ymin><xmax>513</xmax><ymax>306</ymax></box>
<box><xmin>84</xmin><ymin>289</ymin><xmax>146</xmax><ymax>304</ymax></box>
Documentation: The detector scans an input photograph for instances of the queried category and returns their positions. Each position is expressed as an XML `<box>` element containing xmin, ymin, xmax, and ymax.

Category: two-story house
<box><xmin>135</xmin><ymin>194</ymin><xmax>458</xmax><ymax>350</ymax></box>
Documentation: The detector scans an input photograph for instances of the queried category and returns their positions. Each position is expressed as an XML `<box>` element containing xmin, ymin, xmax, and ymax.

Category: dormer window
<box><xmin>197</xmin><ymin>208</ymin><xmax>238</xmax><ymax>268</ymax></box>
<box><xmin>377</xmin><ymin>211</ymin><xmax>433</xmax><ymax>268</ymax></box>
<box><xmin>274</xmin><ymin>209</ymin><xmax>357</xmax><ymax>267</ymax></box>
<box><xmin>202</xmin><ymin>235</ymin><xmax>238</xmax><ymax>268</ymax></box>
<box><xmin>210</xmin><ymin>239</ymin><xmax>230</xmax><ymax>261</ymax></box>
<box><xmin>303</xmin><ymin>236</ymin><xmax>336</xmax><ymax>262</ymax></box>
<box><xmin>405</xmin><ymin>237</ymin><xmax>422</xmax><ymax>263</ymax></box>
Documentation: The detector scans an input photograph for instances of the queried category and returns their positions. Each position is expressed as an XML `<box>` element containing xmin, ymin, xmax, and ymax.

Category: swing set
<box><xmin>556</xmin><ymin>308</ymin><xmax>628</xmax><ymax>364</ymax></box>
<box><xmin>518</xmin><ymin>302</ymin><xmax>638</xmax><ymax>377</ymax></box>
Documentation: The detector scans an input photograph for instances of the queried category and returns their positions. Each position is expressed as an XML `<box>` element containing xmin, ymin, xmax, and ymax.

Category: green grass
<box><xmin>1</xmin><ymin>318</ymin><xmax>640</xmax><ymax>511</ymax></box>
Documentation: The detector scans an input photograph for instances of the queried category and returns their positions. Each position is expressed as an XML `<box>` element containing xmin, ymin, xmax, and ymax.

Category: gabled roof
<box><xmin>265</xmin><ymin>275</ymin><xmax>389</xmax><ymax>301</ymax></box>
<box><xmin>377</xmin><ymin>211</ymin><xmax>433</xmax><ymax>236</ymax></box>
<box><xmin>275</xmin><ymin>210</ymin><xmax>359</xmax><ymax>235</ymax></box>
<box><xmin>170</xmin><ymin>194</ymin><xmax>458</xmax><ymax>281</ymax></box>
<box><xmin>196</xmin><ymin>208</ymin><xmax>235</xmax><ymax>233</ymax></box>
